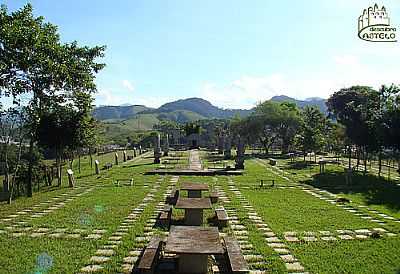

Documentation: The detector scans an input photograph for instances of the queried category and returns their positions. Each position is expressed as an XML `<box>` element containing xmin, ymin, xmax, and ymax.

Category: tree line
<box><xmin>232</xmin><ymin>85</ymin><xmax>400</xmax><ymax>176</ymax></box>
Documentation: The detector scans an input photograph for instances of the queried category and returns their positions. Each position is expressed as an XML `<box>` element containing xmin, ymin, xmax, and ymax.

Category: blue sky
<box><xmin>3</xmin><ymin>0</ymin><xmax>400</xmax><ymax>109</ymax></box>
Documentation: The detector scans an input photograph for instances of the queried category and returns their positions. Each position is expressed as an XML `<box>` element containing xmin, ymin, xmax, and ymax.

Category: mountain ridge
<box><xmin>93</xmin><ymin>96</ymin><xmax>327</xmax><ymax>121</ymax></box>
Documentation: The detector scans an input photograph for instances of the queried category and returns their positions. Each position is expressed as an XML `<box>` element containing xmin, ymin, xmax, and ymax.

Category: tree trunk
<box><xmin>56</xmin><ymin>149</ymin><xmax>62</xmax><ymax>186</ymax></box>
<box><xmin>363</xmin><ymin>150</ymin><xmax>367</xmax><ymax>175</ymax></box>
<box><xmin>78</xmin><ymin>152</ymin><xmax>81</xmax><ymax>173</ymax></box>
<box><xmin>378</xmin><ymin>150</ymin><xmax>382</xmax><ymax>178</ymax></box>
<box><xmin>26</xmin><ymin>137</ymin><xmax>34</xmax><ymax>197</ymax></box>
<box><xmin>89</xmin><ymin>148</ymin><xmax>93</xmax><ymax>168</ymax></box>
<box><xmin>348</xmin><ymin>146</ymin><xmax>352</xmax><ymax>169</ymax></box>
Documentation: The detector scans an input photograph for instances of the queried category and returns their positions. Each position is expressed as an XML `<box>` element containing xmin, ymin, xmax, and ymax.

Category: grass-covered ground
<box><xmin>0</xmin><ymin>149</ymin><xmax>399</xmax><ymax>273</ymax></box>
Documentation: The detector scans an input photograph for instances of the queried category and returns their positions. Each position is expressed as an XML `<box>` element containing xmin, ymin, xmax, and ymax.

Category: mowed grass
<box><xmin>233</xmin><ymin>161</ymin><xmax>375</xmax><ymax>232</ymax></box>
<box><xmin>249</xmin><ymin>155</ymin><xmax>400</xmax><ymax>272</ymax></box>
<box><xmin>216</xmin><ymin>176</ymin><xmax>287</xmax><ymax>273</ymax></box>
<box><xmin>0</xmin><ymin>151</ymin><xmax>159</xmax><ymax>274</ymax></box>
<box><xmin>272</xmin><ymin>156</ymin><xmax>400</xmax><ymax>221</ymax></box>
<box><xmin>0</xmin><ymin>235</ymin><xmax>99</xmax><ymax>274</ymax></box>
<box><xmin>29</xmin><ymin>186</ymin><xmax>147</xmax><ymax>230</ymax></box>
<box><xmin>241</xmin><ymin>187</ymin><xmax>376</xmax><ymax>232</ymax></box>
<box><xmin>289</xmin><ymin>237</ymin><xmax>400</xmax><ymax>274</ymax></box>
<box><xmin>1</xmin><ymin>149</ymin><xmax>400</xmax><ymax>273</ymax></box>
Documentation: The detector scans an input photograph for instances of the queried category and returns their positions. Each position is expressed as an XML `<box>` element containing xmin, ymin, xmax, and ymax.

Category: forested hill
<box><xmin>92</xmin><ymin>96</ymin><xmax>327</xmax><ymax>122</ymax></box>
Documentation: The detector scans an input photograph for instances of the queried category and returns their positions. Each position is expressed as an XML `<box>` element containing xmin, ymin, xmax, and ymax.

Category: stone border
<box><xmin>227</xmin><ymin>178</ymin><xmax>308</xmax><ymax>274</ymax></box>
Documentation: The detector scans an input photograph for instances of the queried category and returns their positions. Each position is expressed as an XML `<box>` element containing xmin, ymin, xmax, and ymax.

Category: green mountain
<box><xmin>270</xmin><ymin>95</ymin><xmax>327</xmax><ymax>113</ymax></box>
<box><xmin>95</xmin><ymin>96</ymin><xmax>328</xmax><ymax>144</ymax></box>
<box><xmin>93</xmin><ymin>98</ymin><xmax>252</xmax><ymax>122</ymax></box>
<box><xmin>92</xmin><ymin>105</ymin><xmax>152</xmax><ymax>120</ymax></box>
<box><xmin>153</xmin><ymin>97</ymin><xmax>251</xmax><ymax>119</ymax></box>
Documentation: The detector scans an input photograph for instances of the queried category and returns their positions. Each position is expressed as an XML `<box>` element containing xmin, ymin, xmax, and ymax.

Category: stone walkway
<box><xmin>78</xmin><ymin>176</ymin><xmax>169</xmax><ymax>273</ymax></box>
<box><xmin>188</xmin><ymin>149</ymin><xmax>202</xmax><ymax>170</ymax></box>
<box><xmin>227</xmin><ymin>178</ymin><xmax>308</xmax><ymax>274</ymax></box>
<box><xmin>255</xmin><ymin>158</ymin><xmax>400</xmax><ymax>228</ymax></box>
<box><xmin>281</xmin><ymin>227</ymin><xmax>395</xmax><ymax>243</ymax></box>
<box><xmin>0</xmin><ymin>225</ymin><xmax>107</xmax><ymax>240</ymax></box>
<box><xmin>119</xmin><ymin>176</ymin><xmax>178</xmax><ymax>273</ymax></box>
<box><xmin>0</xmin><ymin>187</ymin><xmax>94</xmax><ymax>226</ymax></box>
<box><xmin>213</xmin><ymin>183</ymin><xmax>268</xmax><ymax>274</ymax></box>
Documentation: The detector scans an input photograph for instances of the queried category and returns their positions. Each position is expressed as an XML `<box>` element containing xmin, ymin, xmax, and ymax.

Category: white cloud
<box><xmin>199</xmin><ymin>53</ymin><xmax>400</xmax><ymax>109</ymax></box>
<box><xmin>95</xmin><ymin>88</ymin><xmax>178</xmax><ymax>108</ymax></box>
<box><xmin>95</xmin><ymin>89</ymin><xmax>127</xmax><ymax>106</ymax></box>
<box><xmin>122</xmin><ymin>80</ymin><xmax>135</xmax><ymax>92</ymax></box>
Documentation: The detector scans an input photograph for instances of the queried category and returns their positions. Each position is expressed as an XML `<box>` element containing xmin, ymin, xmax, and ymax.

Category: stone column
<box><xmin>95</xmin><ymin>160</ymin><xmax>100</xmax><ymax>175</ymax></box>
<box><xmin>224</xmin><ymin>136</ymin><xmax>232</xmax><ymax>159</ymax></box>
<box><xmin>235</xmin><ymin>136</ymin><xmax>245</xmax><ymax>169</ymax></box>
<box><xmin>123</xmin><ymin>150</ymin><xmax>127</xmax><ymax>162</ymax></box>
<box><xmin>154</xmin><ymin>134</ymin><xmax>162</xmax><ymax>164</ymax></box>
<box><xmin>164</xmin><ymin>134</ymin><xmax>169</xmax><ymax>156</ymax></box>
<box><xmin>139</xmin><ymin>145</ymin><xmax>142</xmax><ymax>155</ymax></box>
<box><xmin>115</xmin><ymin>153</ymin><xmax>119</xmax><ymax>165</ymax></box>
<box><xmin>218</xmin><ymin>135</ymin><xmax>224</xmax><ymax>154</ymax></box>
<box><xmin>133</xmin><ymin>147</ymin><xmax>137</xmax><ymax>157</ymax></box>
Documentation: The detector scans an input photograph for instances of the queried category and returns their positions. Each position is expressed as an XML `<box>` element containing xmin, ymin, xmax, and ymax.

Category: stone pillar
<box><xmin>139</xmin><ymin>145</ymin><xmax>142</xmax><ymax>155</ymax></box>
<box><xmin>164</xmin><ymin>134</ymin><xmax>169</xmax><ymax>156</ymax></box>
<box><xmin>224</xmin><ymin>136</ymin><xmax>232</xmax><ymax>159</ymax></box>
<box><xmin>115</xmin><ymin>153</ymin><xmax>119</xmax><ymax>165</ymax></box>
<box><xmin>133</xmin><ymin>148</ymin><xmax>137</xmax><ymax>157</ymax></box>
<box><xmin>95</xmin><ymin>160</ymin><xmax>100</xmax><ymax>175</ymax></box>
<box><xmin>235</xmin><ymin>136</ymin><xmax>245</xmax><ymax>169</ymax></box>
<box><xmin>218</xmin><ymin>135</ymin><xmax>224</xmax><ymax>154</ymax></box>
<box><xmin>154</xmin><ymin>134</ymin><xmax>162</xmax><ymax>164</ymax></box>
<box><xmin>67</xmin><ymin>169</ymin><xmax>75</xmax><ymax>187</ymax></box>
<box><xmin>123</xmin><ymin>150</ymin><xmax>127</xmax><ymax>162</ymax></box>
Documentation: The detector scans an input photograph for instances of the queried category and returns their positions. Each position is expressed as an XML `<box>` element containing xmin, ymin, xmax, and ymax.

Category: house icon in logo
<box><xmin>357</xmin><ymin>3</ymin><xmax>397</xmax><ymax>42</ymax></box>
<box><xmin>358</xmin><ymin>4</ymin><xmax>390</xmax><ymax>31</ymax></box>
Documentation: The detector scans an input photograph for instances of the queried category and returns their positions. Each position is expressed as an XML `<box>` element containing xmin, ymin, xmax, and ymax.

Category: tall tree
<box><xmin>327</xmin><ymin>86</ymin><xmax>381</xmax><ymax>173</ymax></box>
<box><xmin>0</xmin><ymin>4</ymin><xmax>105</xmax><ymax>195</ymax></box>
<box><xmin>296</xmin><ymin>106</ymin><xmax>327</xmax><ymax>161</ymax></box>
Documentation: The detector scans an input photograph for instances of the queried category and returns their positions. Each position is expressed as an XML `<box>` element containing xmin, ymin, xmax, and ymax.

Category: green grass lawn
<box><xmin>289</xmin><ymin>237</ymin><xmax>400</xmax><ymax>274</ymax></box>
<box><xmin>1</xmin><ymin>150</ymin><xmax>399</xmax><ymax>273</ymax></box>
<box><xmin>0</xmin><ymin>235</ymin><xmax>99</xmax><ymax>274</ymax></box>
<box><xmin>28</xmin><ymin>186</ymin><xmax>147</xmax><ymax>230</ymax></box>
<box><xmin>240</xmin><ymin>187</ymin><xmax>376</xmax><ymax>232</ymax></box>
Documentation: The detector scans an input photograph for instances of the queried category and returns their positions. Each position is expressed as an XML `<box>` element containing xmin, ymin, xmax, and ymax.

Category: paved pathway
<box><xmin>188</xmin><ymin>149</ymin><xmax>202</xmax><ymax>170</ymax></box>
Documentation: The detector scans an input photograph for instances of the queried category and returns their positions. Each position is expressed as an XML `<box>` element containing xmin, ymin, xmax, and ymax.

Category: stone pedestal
<box><xmin>115</xmin><ymin>153</ymin><xmax>119</xmax><ymax>165</ymax></box>
<box><xmin>94</xmin><ymin>160</ymin><xmax>100</xmax><ymax>175</ymax></box>
<box><xmin>164</xmin><ymin>134</ymin><xmax>169</xmax><ymax>156</ymax></box>
<box><xmin>235</xmin><ymin>136</ymin><xmax>245</xmax><ymax>169</ymax></box>
<box><xmin>67</xmin><ymin>169</ymin><xmax>75</xmax><ymax>188</ymax></box>
<box><xmin>154</xmin><ymin>134</ymin><xmax>162</xmax><ymax>164</ymax></box>
<box><xmin>218</xmin><ymin>135</ymin><xmax>224</xmax><ymax>154</ymax></box>
<box><xmin>178</xmin><ymin>254</ymin><xmax>208</xmax><ymax>274</ymax></box>
<box><xmin>224</xmin><ymin>137</ymin><xmax>232</xmax><ymax>159</ymax></box>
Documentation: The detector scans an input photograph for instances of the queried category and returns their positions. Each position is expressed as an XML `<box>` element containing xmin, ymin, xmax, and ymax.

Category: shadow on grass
<box><xmin>286</xmin><ymin>161</ymin><xmax>317</xmax><ymax>170</ymax></box>
<box><xmin>303</xmin><ymin>170</ymin><xmax>400</xmax><ymax>211</ymax></box>
<box><xmin>123</xmin><ymin>162</ymin><xmax>154</xmax><ymax>168</ymax></box>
